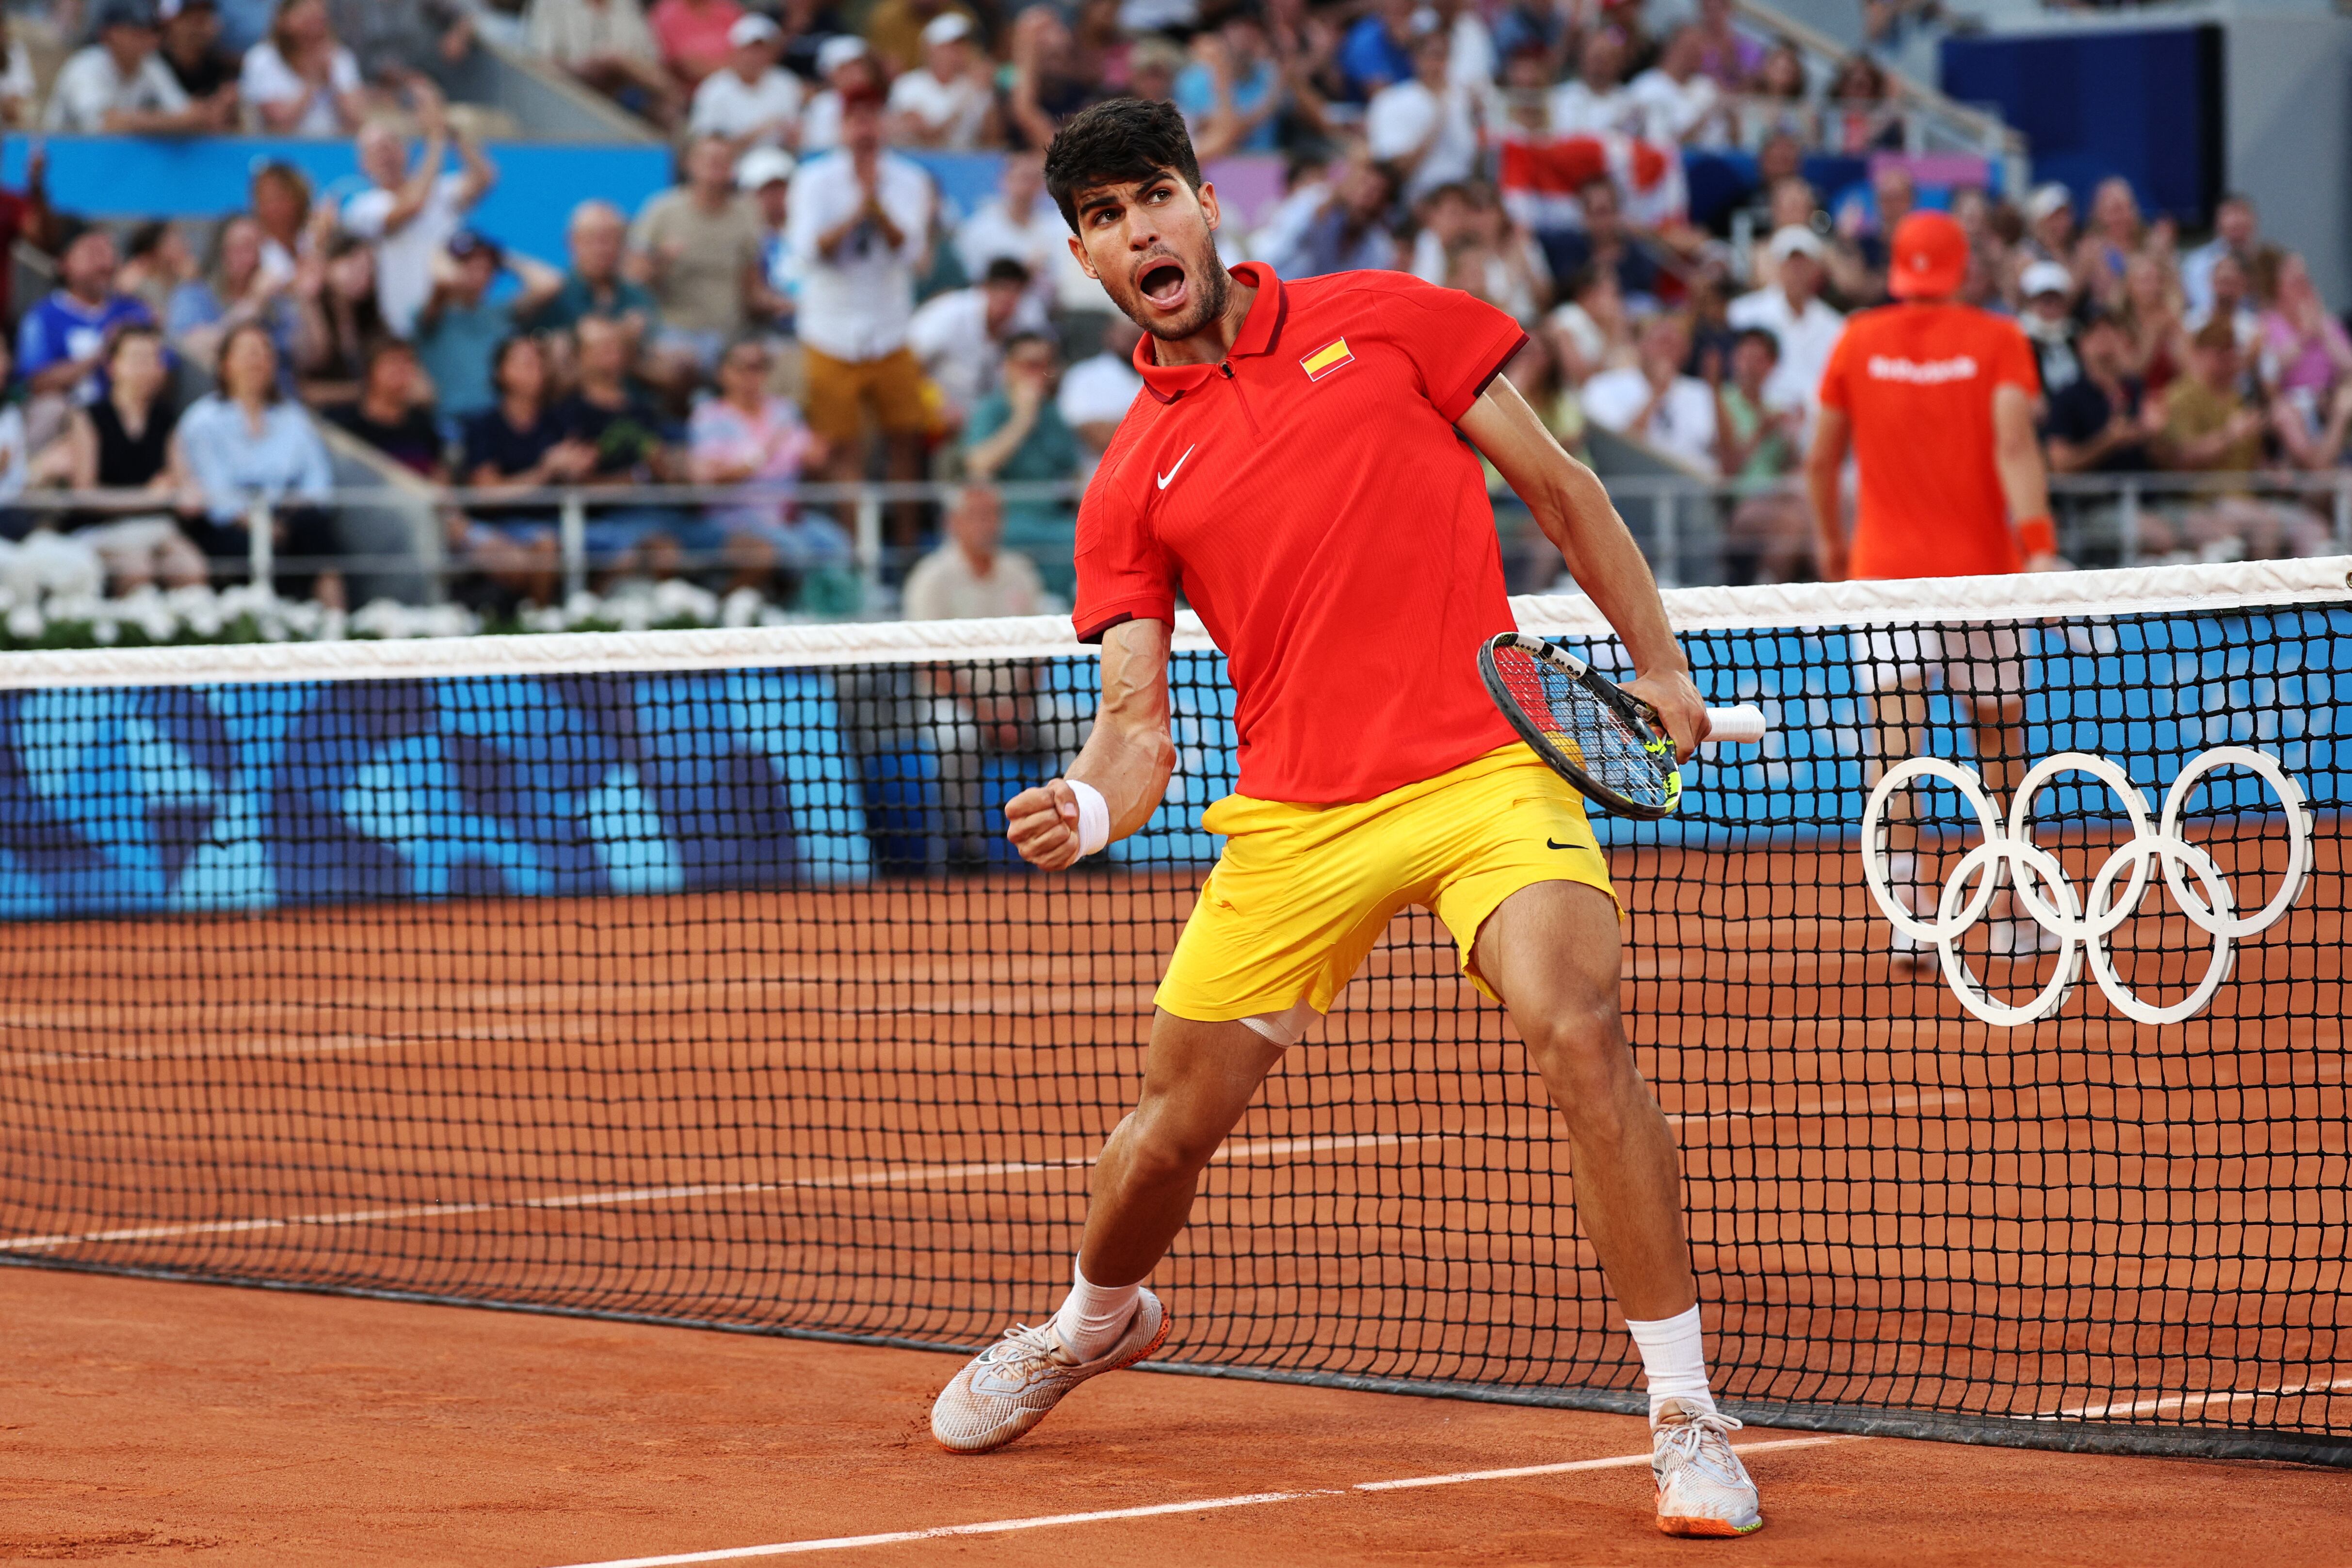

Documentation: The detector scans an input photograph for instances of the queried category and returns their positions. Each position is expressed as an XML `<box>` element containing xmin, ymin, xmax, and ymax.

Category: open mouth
<box><xmin>1136</xmin><ymin>259</ymin><xmax>1189</xmax><ymax>313</ymax></box>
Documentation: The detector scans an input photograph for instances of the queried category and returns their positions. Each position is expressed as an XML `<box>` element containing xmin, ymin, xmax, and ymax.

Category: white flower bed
<box><xmin>0</xmin><ymin>580</ymin><xmax>821</xmax><ymax>649</ymax></box>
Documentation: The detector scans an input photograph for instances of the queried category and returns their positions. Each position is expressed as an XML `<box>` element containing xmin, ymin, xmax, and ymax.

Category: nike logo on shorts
<box><xmin>1157</xmin><ymin>445</ymin><xmax>1195</xmax><ymax>489</ymax></box>
<box><xmin>1547</xmin><ymin>838</ymin><xmax>1578</xmax><ymax>850</ymax></box>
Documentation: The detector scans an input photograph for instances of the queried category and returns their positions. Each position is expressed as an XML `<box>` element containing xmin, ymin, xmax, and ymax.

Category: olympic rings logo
<box><xmin>1859</xmin><ymin>747</ymin><xmax>2312</xmax><ymax>1027</ymax></box>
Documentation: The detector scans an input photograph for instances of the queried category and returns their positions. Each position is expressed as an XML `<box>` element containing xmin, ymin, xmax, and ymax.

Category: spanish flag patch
<box><xmin>1299</xmin><ymin>338</ymin><xmax>1354</xmax><ymax>381</ymax></box>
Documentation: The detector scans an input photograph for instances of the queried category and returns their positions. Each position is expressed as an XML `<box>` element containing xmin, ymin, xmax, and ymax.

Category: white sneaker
<box><xmin>1887</xmin><ymin>921</ymin><xmax>1933</xmax><ymax>969</ymax></box>
<box><xmin>1652</xmin><ymin>1399</ymin><xmax>1764</xmax><ymax>1538</ymax></box>
<box><xmin>929</xmin><ymin>1291</ymin><xmax>1170</xmax><ymax>1454</ymax></box>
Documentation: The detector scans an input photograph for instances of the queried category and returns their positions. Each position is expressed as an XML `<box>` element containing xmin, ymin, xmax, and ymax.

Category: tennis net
<box><xmin>0</xmin><ymin>559</ymin><xmax>2344</xmax><ymax>1466</ymax></box>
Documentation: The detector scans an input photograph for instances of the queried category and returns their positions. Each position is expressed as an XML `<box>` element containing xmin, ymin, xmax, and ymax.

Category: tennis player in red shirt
<box><xmin>1806</xmin><ymin>210</ymin><xmax>2061</xmax><ymax>963</ymax></box>
<box><xmin>929</xmin><ymin>100</ymin><xmax>1763</xmax><ymax>1539</ymax></box>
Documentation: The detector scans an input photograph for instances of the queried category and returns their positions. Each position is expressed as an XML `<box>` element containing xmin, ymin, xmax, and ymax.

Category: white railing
<box><xmin>11</xmin><ymin>469</ymin><xmax>2348</xmax><ymax>607</ymax></box>
<box><xmin>5</xmin><ymin>479</ymin><xmax>1082</xmax><ymax>609</ymax></box>
<box><xmin>1558</xmin><ymin>470</ymin><xmax>2352</xmax><ymax>587</ymax></box>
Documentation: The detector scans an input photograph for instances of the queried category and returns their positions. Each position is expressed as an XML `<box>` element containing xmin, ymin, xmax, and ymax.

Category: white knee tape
<box><xmin>1239</xmin><ymin>999</ymin><xmax>1321</xmax><ymax>1049</ymax></box>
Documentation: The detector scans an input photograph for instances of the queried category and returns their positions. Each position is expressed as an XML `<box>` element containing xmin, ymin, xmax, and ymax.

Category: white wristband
<box><xmin>1065</xmin><ymin>778</ymin><xmax>1111</xmax><ymax>857</ymax></box>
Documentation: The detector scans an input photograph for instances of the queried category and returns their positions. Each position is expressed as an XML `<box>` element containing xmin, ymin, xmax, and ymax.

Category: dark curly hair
<box><xmin>1044</xmin><ymin>98</ymin><xmax>1204</xmax><ymax>235</ymax></box>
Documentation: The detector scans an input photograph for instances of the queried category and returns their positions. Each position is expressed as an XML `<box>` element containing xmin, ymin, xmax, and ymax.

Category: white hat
<box><xmin>2020</xmin><ymin>259</ymin><xmax>2074</xmax><ymax>299</ymax></box>
<box><xmin>2023</xmin><ymin>181</ymin><xmax>2073</xmax><ymax>223</ymax></box>
<box><xmin>728</xmin><ymin>13</ymin><xmax>781</xmax><ymax>47</ymax></box>
<box><xmin>1767</xmin><ymin>224</ymin><xmax>1825</xmax><ymax>262</ymax></box>
<box><xmin>737</xmin><ymin>145</ymin><xmax>797</xmax><ymax>190</ymax></box>
<box><xmin>815</xmin><ymin>33</ymin><xmax>869</xmax><ymax>76</ymax></box>
<box><xmin>921</xmin><ymin>12</ymin><xmax>972</xmax><ymax>47</ymax></box>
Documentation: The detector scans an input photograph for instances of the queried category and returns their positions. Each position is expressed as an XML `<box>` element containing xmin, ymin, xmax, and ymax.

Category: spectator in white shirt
<box><xmin>909</xmin><ymin>258</ymin><xmax>1052</xmax><ymax>434</ymax></box>
<box><xmin>786</xmin><ymin>91</ymin><xmax>934</xmax><ymax>533</ymax></box>
<box><xmin>0</xmin><ymin>15</ymin><xmax>39</xmax><ymax>127</ymax></box>
<box><xmin>2184</xmin><ymin>251</ymin><xmax>2260</xmax><ymax>352</ymax></box>
<box><xmin>2180</xmin><ymin>192</ymin><xmax>2259</xmax><ymax>319</ymax></box>
<box><xmin>688</xmin><ymin>13</ymin><xmax>803</xmax><ymax>153</ymax></box>
<box><xmin>1547</xmin><ymin>28</ymin><xmax>1645</xmax><ymax>139</ymax></box>
<box><xmin>798</xmin><ymin>34</ymin><xmax>879</xmax><ymax>156</ymax></box>
<box><xmin>737</xmin><ymin>145</ymin><xmax>797</xmax><ymax>309</ymax></box>
<box><xmin>1435</xmin><ymin>0</ymin><xmax>1494</xmax><ymax>93</ymax></box>
<box><xmin>902</xmin><ymin>484</ymin><xmax>1051</xmax><ymax>620</ymax></box>
<box><xmin>1628</xmin><ymin>25</ymin><xmax>1724</xmax><ymax>146</ymax></box>
<box><xmin>1724</xmin><ymin>226</ymin><xmax>1844</xmax><ymax>431</ymax></box>
<box><xmin>1581</xmin><ymin>312</ymin><xmax>1720</xmax><ymax>475</ymax></box>
<box><xmin>955</xmin><ymin>152</ymin><xmax>1073</xmax><ymax>315</ymax></box>
<box><xmin>45</xmin><ymin>0</ymin><xmax>231</xmax><ymax>134</ymax></box>
<box><xmin>1056</xmin><ymin>312</ymin><xmax>1143</xmax><ymax>463</ymax></box>
<box><xmin>242</xmin><ymin>0</ymin><xmax>365</xmax><ymax>136</ymax></box>
<box><xmin>887</xmin><ymin>13</ymin><xmax>993</xmax><ymax>150</ymax></box>
<box><xmin>340</xmin><ymin>80</ymin><xmax>496</xmax><ymax>338</ymax></box>
<box><xmin>1365</xmin><ymin>28</ymin><xmax>1481</xmax><ymax>205</ymax></box>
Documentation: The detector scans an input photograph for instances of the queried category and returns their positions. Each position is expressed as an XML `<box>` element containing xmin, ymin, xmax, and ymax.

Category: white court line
<box><xmin>541</xmin><ymin>1436</ymin><xmax>1856</xmax><ymax>1567</ymax></box>
<box><xmin>2051</xmin><ymin>1374</ymin><xmax>2352</xmax><ymax>1421</ymax></box>
<box><xmin>0</xmin><ymin>1132</ymin><xmax>1448</xmax><ymax>1253</ymax></box>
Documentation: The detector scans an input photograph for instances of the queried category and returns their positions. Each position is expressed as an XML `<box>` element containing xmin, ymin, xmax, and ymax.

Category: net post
<box><xmin>247</xmin><ymin>497</ymin><xmax>273</xmax><ymax>594</ymax></box>
<box><xmin>559</xmin><ymin>493</ymin><xmax>588</xmax><ymax>602</ymax></box>
<box><xmin>854</xmin><ymin>487</ymin><xmax>884</xmax><ymax>599</ymax></box>
<box><xmin>2119</xmin><ymin>479</ymin><xmax>2140</xmax><ymax>567</ymax></box>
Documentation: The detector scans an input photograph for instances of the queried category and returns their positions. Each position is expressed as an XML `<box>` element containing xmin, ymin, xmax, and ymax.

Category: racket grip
<box><xmin>1704</xmin><ymin>704</ymin><xmax>1769</xmax><ymax>745</ymax></box>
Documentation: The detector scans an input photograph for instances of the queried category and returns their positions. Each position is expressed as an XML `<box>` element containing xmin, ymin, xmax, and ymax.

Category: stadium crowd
<box><xmin>0</xmin><ymin>0</ymin><xmax>2345</xmax><ymax>625</ymax></box>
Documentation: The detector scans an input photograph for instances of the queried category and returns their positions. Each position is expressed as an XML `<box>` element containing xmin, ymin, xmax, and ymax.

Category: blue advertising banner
<box><xmin>0</xmin><ymin>604</ymin><xmax>2337</xmax><ymax>919</ymax></box>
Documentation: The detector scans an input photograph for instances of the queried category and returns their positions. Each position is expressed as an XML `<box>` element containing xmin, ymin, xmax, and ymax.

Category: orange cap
<box><xmin>1887</xmin><ymin>210</ymin><xmax>1968</xmax><ymax>301</ymax></box>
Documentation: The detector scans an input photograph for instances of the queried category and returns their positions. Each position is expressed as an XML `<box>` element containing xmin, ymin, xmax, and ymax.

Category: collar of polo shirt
<box><xmin>1132</xmin><ymin>261</ymin><xmax>1289</xmax><ymax>402</ymax></box>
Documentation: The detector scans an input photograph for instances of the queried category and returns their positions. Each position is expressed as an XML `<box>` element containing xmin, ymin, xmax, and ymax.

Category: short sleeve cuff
<box><xmin>1433</xmin><ymin>328</ymin><xmax>1530</xmax><ymax>423</ymax></box>
<box><xmin>1073</xmin><ymin>594</ymin><xmax>1175</xmax><ymax>645</ymax></box>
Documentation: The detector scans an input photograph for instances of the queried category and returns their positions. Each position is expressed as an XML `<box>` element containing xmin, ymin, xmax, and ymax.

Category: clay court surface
<box><xmin>2</xmin><ymin>834</ymin><xmax>2345</xmax><ymax>1563</ymax></box>
<box><xmin>2</xmin><ymin>1266</ymin><xmax>2348</xmax><ymax>1568</ymax></box>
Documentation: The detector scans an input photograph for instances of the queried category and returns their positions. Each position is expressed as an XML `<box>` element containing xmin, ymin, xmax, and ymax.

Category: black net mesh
<box><xmin>0</xmin><ymin>583</ymin><xmax>2344</xmax><ymax>1465</ymax></box>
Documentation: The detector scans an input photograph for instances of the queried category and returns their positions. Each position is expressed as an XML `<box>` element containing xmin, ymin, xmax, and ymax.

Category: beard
<box><xmin>1117</xmin><ymin>242</ymin><xmax>1229</xmax><ymax>343</ymax></box>
<box><xmin>1145</xmin><ymin>263</ymin><xmax>1226</xmax><ymax>342</ymax></box>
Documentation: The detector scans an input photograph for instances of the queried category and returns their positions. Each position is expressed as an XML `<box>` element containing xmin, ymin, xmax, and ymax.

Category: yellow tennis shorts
<box><xmin>1155</xmin><ymin>743</ymin><xmax>1618</xmax><ymax>1021</ymax></box>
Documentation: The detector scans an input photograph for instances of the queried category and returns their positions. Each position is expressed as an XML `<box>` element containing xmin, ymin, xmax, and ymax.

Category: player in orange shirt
<box><xmin>1805</xmin><ymin>210</ymin><xmax>2062</xmax><ymax>962</ymax></box>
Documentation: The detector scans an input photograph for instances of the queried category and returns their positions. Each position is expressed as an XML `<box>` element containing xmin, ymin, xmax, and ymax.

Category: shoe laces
<box><xmin>1656</xmin><ymin>1407</ymin><xmax>1746</xmax><ymax>1479</ymax></box>
<box><xmin>984</xmin><ymin>1320</ymin><xmax>1066</xmax><ymax>1364</ymax></box>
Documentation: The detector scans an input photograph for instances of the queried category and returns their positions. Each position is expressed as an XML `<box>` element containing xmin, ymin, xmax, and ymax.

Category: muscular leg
<box><xmin>1471</xmin><ymin>880</ymin><xmax>1694</xmax><ymax>1322</ymax></box>
<box><xmin>1862</xmin><ymin>681</ymin><xmax>1933</xmax><ymax>864</ymax></box>
<box><xmin>1963</xmin><ymin>691</ymin><xmax>2027</xmax><ymax>804</ymax></box>
<box><xmin>927</xmin><ymin>1006</ymin><xmax>1285</xmax><ymax>1452</ymax></box>
<box><xmin>1076</xmin><ymin>1009</ymin><xmax>1286</xmax><ymax>1288</ymax></box>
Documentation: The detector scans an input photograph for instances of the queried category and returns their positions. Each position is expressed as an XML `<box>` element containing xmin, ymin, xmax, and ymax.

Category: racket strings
<box><xmin>1494</xmin><ymin>648</ymin><xmax>1675</xmax><ymax>808</ymax></box>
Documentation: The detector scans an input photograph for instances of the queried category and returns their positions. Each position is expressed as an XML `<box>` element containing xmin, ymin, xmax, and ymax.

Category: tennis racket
<box><xmin>1478</xmin><ymin>631</ymin><xmax>1769</xmax><ymax>820</ymax></box>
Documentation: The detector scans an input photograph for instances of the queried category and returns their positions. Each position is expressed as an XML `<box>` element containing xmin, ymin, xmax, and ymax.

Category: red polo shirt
<box><xmin>1073</xmin><ymin>263</ymin><xmax>1528</xmax><ymax>805</ymax></box>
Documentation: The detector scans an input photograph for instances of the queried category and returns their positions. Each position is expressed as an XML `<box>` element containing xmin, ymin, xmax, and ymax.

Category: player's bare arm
<box><xmin>1804</xmin><ymin>402</ymin><xmax>1853</xmax><ymax>582</ymax></box>
<box><xmin>1458</xmin><ymin>375</ymin><xmax>1710</xmax><ymax>761</ymax></box>
<box><xmin>1003</xmin><ymin>617</ymin><xmax>1176</xmax><ymax>870</ymax></box>
<box><xmin>1991</xmin><ymin>383</ymin><xmax>2064</xmax><ymax>571</ymax></box>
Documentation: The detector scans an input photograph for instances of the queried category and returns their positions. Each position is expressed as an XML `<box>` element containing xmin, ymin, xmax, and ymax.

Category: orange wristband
<box><xmin>2017</xmin><ymin>516</ymin><xmax>2057</xmax><ymax>558</ymax></box>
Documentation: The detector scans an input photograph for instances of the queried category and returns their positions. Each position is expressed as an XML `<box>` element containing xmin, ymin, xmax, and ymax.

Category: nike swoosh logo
<box><xmin>1546</xmin><ymin>839</ymin><xmax>1580</xmax><ymax>851</ymax></box>
<box><xmin>1157</xmin><ymin>445</ymin><xmax>1195</xmax><ymax>490</ymax></box>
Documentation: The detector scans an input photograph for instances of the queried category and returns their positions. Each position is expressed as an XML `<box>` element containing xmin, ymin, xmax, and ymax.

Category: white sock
<box><xmin>1625</xmin><ymin>1305</ymin><xmax>1716</xmax><ymax>1423</ymax></box>
<box><xmin>1885</xmin><ymin>850</ymin><xmax>1923</xmax><ymax>912</ymax></box>
<box><xmin>1050</xmin><ymin>1261</ymin><xmax>1141</xmax><ymax>1361</ymax></box>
